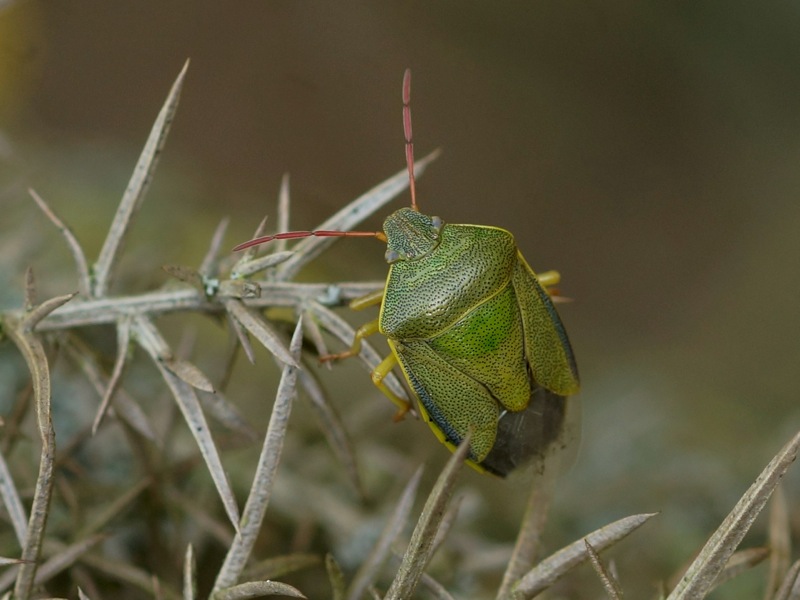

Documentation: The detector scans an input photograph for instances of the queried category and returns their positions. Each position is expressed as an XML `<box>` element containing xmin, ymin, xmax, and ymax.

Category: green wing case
<box><xmin>512</xmin><ymin>253</ymin><xmax>580</xmax><ymax>395</ymax></box>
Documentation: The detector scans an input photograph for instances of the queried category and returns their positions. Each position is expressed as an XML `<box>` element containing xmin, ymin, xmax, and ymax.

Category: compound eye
<box><xmin>431</xmin><ymin>216</ymin><xmax>443</xmax><ymax>231</ymax></box>
<box><xmin>385</xmin><ymin>249</ymin><xmax>401</xmax><ymax>263</ymax></box>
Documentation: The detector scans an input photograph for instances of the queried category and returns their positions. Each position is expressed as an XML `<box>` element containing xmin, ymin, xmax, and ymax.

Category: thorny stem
<box><xmin>2</xmin><ymin>281</ymin><xmax>384</xmax><ymax>333</ymax></box>
<box><xmin>0</xmin><ymin>63</ymin><xmax>435</xmax><ymax>599</ymax></box>
<box><xmin>3</xmin><ymin>315</ymin><xmax>57</xmax><ymax>598</ymax></box>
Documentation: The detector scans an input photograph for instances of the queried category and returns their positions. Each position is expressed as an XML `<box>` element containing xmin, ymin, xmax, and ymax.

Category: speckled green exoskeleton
<box><xmin>234</xmin><ymin>70</ymin><xmax>579</xmax><ymax>476</ymax></box>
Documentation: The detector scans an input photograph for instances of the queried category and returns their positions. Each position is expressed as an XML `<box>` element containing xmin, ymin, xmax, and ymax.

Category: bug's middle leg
<box><xmin>320</xmin><ymin>289</ymin><xmax>411</xmax><ymax>418</ymax></box>
<box><xmin>322</xmin><ymin>326</ymin><xmax>411</xmax><ymax>418</ymax></box>
<box><xmin>321</xmin><ymin>318</ymin><xmax>380</xmax><ymax>362</ymax></box>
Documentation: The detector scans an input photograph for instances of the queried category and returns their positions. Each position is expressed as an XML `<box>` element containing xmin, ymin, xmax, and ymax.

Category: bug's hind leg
<box><xmin>535</xmin><ymin>270</ymin><xmax>560</xmax><ymax>289</ymax></box>
<box><xmin>370</xmin><ymin>353</ymin><xmax>412</xmax><ymax>420</ymax></box>
<box><xmin>534</xmin><ymin>270</ymin><xmax>574</xmax><ymax>303</ymax></box>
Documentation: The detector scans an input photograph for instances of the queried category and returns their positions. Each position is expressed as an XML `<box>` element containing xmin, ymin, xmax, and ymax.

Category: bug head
<box><xmin>383</xmin><ymin>207</ymin><xmax>443</xmax><ymax>263</ymax></box>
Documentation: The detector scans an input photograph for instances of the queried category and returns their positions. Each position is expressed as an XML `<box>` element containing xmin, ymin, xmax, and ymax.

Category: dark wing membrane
<box><xmin>512</xmin><ymin>253</ymin><xmax>579</xmax><ymax>395</ymax></box>
<box><xmin>480</xmin><ymin>388</ymin><xmax>567</xmax><ymax>476</ymax></box>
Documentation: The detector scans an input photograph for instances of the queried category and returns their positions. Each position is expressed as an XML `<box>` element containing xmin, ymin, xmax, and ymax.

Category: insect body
<box><xmin>375</xmin><ymin>207</ymin><xmax>578</xmax><ymax>475</ymax></box>
<box><xmin>234</xmin><ymin>70</ymin><xmax>579</xmax><ymax>476</ymax></box>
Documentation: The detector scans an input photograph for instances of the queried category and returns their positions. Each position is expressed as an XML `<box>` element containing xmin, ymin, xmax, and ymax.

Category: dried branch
<box><xmin>512</xmin><ymin>513</ymin><xmax>657</xmax><ymax>599</ymax></box>
<box><xmin>93</xmin><ymin>60</ymin><xmax>189</xmax><ymax>297</ymax></box>
<box><xmin>133</xmin><ymin>315</ymin><xmax>241</xmax><ymax>531</ymax></box>
<box><xmin>497</xmin><ymin>471</ymin><xmax>557</xmax><ymax>598</ymax></box>
<box><xmin>28</xmin><ymin>188</ymin><xmax>91</xmax><ymax>297</ymax></box>
<box><xmin>0</xmin><ymin>447</ymin><xmax>27</xmax><ymax>545</ymax></box>
<box><xmin>667</xmin><ymin>430</ymin><xmax>800</xmax><ymax>600</ymax></box>
<box><xmin>7</xmin><ymin>281</ymin><xmax>381</xmax><ymax>332</ymax></box>
<box><xmin>183</xmin><ymin>544</ymin><xmax>197</xmax><ymax>600</ymax></box>
<box><xmin>585</xmin><ymin>539</ymin><xmax>624</xmax><ymax>599</ymax></box>
<box><xmin>213</xmin><ymin>318</ymin><xmax>304</xmax><ymax>592</ymax></box>
<box><xmin>224</xmin><ymin>298</ymin><xmax>298</xmax><ymax>367</ymax></box>
<box><xmin>23</xmin><ymin>292</ymin><xmax>77</xmax><ymax>332</ymax></box>
<box><xmin>93</xmin><ymin>316</ymin><xmax>132</xmax><ymax>433</ymax></box>
<box><xmin>346</xmin><ymin>467</ymin><xmax>423</xmax><ymax>600</ymax></box>
<box><xmin>766</xmin><ymin>486</ymin><xmax>791</xmax><ymax>600</ymax></box>
<box><xmin>384</xmin><ymin>432</ymin><xmax>471</xmax><ymax>600</ymax></box>
<box><xmin>212</xmin><ymin>580</ymin><xmax>306</xmax><ymax>600</ymax></box>
<box><xmin>200</xmin><ymin>217</ymin><xmax>230</xmax><ymax>279</ymax></box>
<box><xmin>1</xmin><ymin>299</ymin><xmax>63</xmax><ymax>598</ymax></box>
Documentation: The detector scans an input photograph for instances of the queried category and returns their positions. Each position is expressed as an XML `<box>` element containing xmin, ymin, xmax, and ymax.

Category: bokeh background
<box><xmin>2</xmin><ymin>1</ymin><xmax>800</xmax><ymax>597</ymax></box>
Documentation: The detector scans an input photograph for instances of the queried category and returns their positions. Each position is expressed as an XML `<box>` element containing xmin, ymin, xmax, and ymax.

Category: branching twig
<box><xmin>93</xmin><ymin>60</ymin><xmax>189</xmax><ymax>297</ymax></box>
<box><xmin>28</xmin><ymin>188</ymin><xmax>91</xmax><ymax>298</ymax></box>
<box><xmin>212</xmin><ymin>318</ymin><xmax>304</xmax><ymax>592</ymax></box>
<box><xmin>2</xmin><ymin>309</ymin><xmax>59</xmax><ymax>597</ymax></box>
<box><xmin>9</xmin><ymin>281</ymin><xmax>383</xmax><ymax>332</ymax></box>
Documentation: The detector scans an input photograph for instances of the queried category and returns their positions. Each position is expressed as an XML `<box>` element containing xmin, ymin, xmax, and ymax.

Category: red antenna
<box><xmin>233</xmin><ymin>229</ymin><xmax>383</xmax><ymax>252</ymax></box>
<box><xmin>403</xmin><ymin>68</ymin><xmax>418</xmax><ymax>212</ymax></box>
<box><xmin>233</xmin><ymin>69</ymin><xmax>416</xmax><ymax>253</ymax></box>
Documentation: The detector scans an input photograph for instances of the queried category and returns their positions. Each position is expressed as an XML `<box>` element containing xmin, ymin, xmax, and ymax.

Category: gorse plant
<box><xmin>0</xmin><ymin>62</ymin><xmax>798</xmax><ymax>600</ymax></box>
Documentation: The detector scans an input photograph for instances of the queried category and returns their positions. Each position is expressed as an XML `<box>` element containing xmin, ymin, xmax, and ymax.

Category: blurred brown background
<box><xmin>2</xmin><ymin>1</ymin><xmax>800</xmax><ymax>596</ymax></box>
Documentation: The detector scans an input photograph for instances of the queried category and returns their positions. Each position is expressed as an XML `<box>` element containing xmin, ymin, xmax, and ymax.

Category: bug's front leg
<box><xmin>348</xmin><ymin>289</ymin><xmax>384</xmax><ymax>311</ymax></box>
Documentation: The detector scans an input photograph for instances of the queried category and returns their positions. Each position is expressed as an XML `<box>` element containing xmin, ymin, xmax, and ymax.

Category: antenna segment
<box><xmin>402</xmin><ymin>68</ymin><xmax>418</xmax><ymax>211</ymax></box>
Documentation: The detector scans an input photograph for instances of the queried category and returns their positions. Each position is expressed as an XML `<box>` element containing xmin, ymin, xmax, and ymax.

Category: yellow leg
<box><xmin>370</xmin><ymin>353</ymin><xmax>412</xmax><ymax>420</ymax></box>
<box><xmin>323</xmin><ymin>287</ymin><xmax>411</xmax><ymax>418</ymax></box>
<box><xmin>536</xmin><ymin>270</ymin><xmax>561</xmax><ymax>288</ymax></box>
<box><xmin>349</xmin><ymin>289</ymin><xmax>384</xmax><ymax>311</ymax></box>
<box><xmin>321</xmin><ymin>319</ymin><xmax>380</xmax><ymax>362</ymax></box>
<box><xmin>320</xmin><ymin>290</ymin><xmax>384</xmax><ymax>362</ymax></box>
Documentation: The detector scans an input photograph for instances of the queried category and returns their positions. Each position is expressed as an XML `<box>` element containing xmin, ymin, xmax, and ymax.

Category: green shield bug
<box><xmin>234</xmin><ymin>70</ymin><xmax>579</xmax><ymax>476</ymax></box>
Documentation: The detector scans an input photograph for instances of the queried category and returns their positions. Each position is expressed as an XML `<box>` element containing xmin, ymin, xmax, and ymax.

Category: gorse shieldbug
<box><xmin>234</xmin><ymin>70</ymin><xmax>579</xmax><ymax>476</ymax></box>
